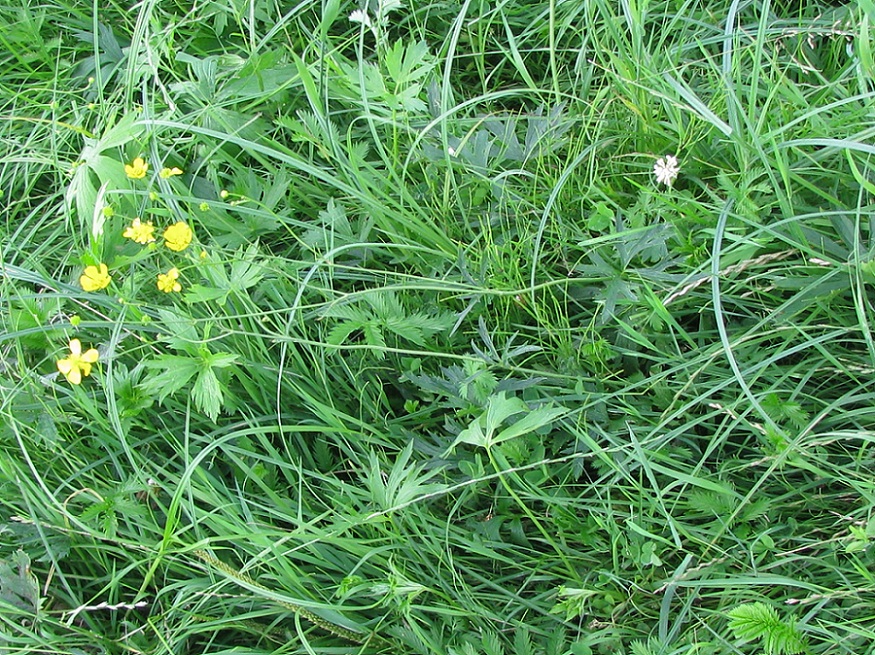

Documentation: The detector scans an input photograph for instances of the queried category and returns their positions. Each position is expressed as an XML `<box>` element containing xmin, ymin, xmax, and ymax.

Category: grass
<box><xmin>1</xmin><ymin>0</ymin><xmax>875</xmax><ymax>653</ymax></box>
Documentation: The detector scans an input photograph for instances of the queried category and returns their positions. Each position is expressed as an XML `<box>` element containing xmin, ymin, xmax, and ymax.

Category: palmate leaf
<box><xmin>141</xmin><ymin>355</ymin><xmax>201</xmax><ymax>403</ymax></box>
<box><xmin>141</xmin><ymin>351</ymin><xmax>237</xmax><ymax>422</ymax></box>
<box><xmin>323</xmin><ymin>291</ymin><xmax>453</xmax><ymax>355</ymax></box>
<box><xmin>363</xmin><ymin>443</ymin><xmax>445</xmax><ymax>511</ymax></box>
<box><xmin>727</xmin><ymin>603</ymin><xmax>808</xmax><ymax>655</ymax></box>
<box><xmin>384</xmin><ymin>40</ymin><xmax>432</xmax><ymax>86</ymax></box>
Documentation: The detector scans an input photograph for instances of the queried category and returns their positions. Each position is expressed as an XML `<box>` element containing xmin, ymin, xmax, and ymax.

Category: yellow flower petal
<box><xmin>123</xmin><ymin>217</ymin><xmax>156</xmax><ymax>244</ymax></box>
<box><xmin>56</xmin><ymin>339</ymin><xmax>99</xmax><ymax>385</ymax></box>
<box><xmin>79</xmin><ymin>263</ymin><xmax>111</xmax><ymax>292</ymax></box>
<box><xmin>163</xmin><ymin>222</ymin><xmax>193</xmax><ymax>252</ymax></box>
<box><xmin>157</xmin><ymin>267</ymin><xmax>183</xmax><ymax>293</ymax></box>
<box><xmin>159</xmin><ymin>166</ymin><xmax>184</xmax><ymax>179</ymax></box>
<box><xmin>124</xmin><ymin>157</ymin><xmax>148</xmax><ymax>179</ymax></box>
<box><xmin>81</xmin><ymin>348</ymin><xmax>100</xmax><ymax>364</ymax></box>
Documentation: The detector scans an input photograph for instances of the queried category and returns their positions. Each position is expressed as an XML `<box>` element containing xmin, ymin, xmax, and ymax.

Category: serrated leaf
<box><xmin>447</xmin><ymin>392</ymin><xmax>565</xmax><ymax>453</ymax></box>
<box><xmin>0</xmin><ymin>550</ymin><xmax>40</xmax><ymax>613</ymax></box>
<box><xmin>193</xmin><ymin>367</ymin><xmax>223</xmax><ymax>422</ymax></box>
<box><xmin>454</xmin><ymin>420</ymin><xmax>487</xmax><ymax>448</ymax></box>
<box><xmin>361</xmin><ymin>322</ymin><xmax>386</xmax><ymax>354</ymax></box>
<box><xmin>484</xmin><ymin>392</ymin><xmax>528</xmax><ymax>437</ymax></box>
<box><xmin>326</xmin><ymin>321</ymin><xmax>363</xmax><ymax>348</ymax></box>
<box><xmin>229</xmin><ymin>245</ymin><xmax>265</xmax><ymax>291</ymax></box>
<box><xmin>205</xmin><ymin>352</ymin><xmax>238</xmax><ymax>368</ymax></box>
<box><xmin>141</xmin><ymin>355</ymin><xmax>201</xmax><ymax>402</ymax></box>
<box><xmin>728</xmin><ymin>602</ymin><xmax>807</xmax><ymax>655</ymax></box>
<box><xmin>156</xmin><ymin>308</ymin><xmax>200</xmax><ymax>345</ymax></box>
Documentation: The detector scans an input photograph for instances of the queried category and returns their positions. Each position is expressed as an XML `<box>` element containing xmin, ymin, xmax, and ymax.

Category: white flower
<box><xmin>349</xmin><ymin>9</ymin><xmax>372</xmax><ymax>27</ymax></box>
<box><xmin>653</xmin><ymin>154</ymin><xmax>680</xmax><ymax>187</ymax></box>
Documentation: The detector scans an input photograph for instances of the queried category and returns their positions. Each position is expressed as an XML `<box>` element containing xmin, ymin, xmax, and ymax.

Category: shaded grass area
<box><xmin>1</xmin><ymin>0</ymin><xmax>875</xmax><ymax>654</ymax></box>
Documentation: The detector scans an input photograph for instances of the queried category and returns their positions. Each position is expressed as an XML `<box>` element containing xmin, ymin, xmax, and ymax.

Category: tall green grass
<box><xmin>2</xmin><ymin>0</ymin><xmax>875</xmax><ymax>653</ymax></box>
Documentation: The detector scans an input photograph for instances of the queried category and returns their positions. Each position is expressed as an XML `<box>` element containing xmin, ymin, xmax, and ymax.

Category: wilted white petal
<box><xmin>349</xmin><ymin>9</ymin><xmax>372</xmax><ymax>27</ymax></box>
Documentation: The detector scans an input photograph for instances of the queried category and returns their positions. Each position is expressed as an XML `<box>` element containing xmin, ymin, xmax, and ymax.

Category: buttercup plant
<box><xmin>163</xmin><ymin>222</ymin><xmax>193</xmax><ymax>252</ymax></box>
<box><xmin>123</xmin><ymin>217</ymin><xmax>156</xmax><ymax>244</ymax></box>
<box><xmin>157</xmin><ymin>267</ymin><xmax>182</xmax><ymax>293</ymax></box>
<box><xmin>5</xmin><ymin>4</ymin><xmax>874</xmax><ymax>655</ymax></box>
<box><xmin>124</xmin><ymin>157</ymin><xmax>148</xmax><ymax>179</ymax></box>
<box><xmin>79</xmin><ymin>263</ymin><xmax>111</xmax><ymax>291</ymax></box>
<box><xmin>56</xmin><ymin>339</ymin><xmax>100</xmax><ymax>385</ymax></box>
<box><xmin>159</xmin><ymin>166</ymin><xmax>183</xmax><ymax>179</ymax></box>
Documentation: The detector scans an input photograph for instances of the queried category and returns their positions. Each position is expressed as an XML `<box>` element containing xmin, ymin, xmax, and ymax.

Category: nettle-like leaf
<box><xmin>727</xmin><ymin>602</ymin><xmax>808</xmax><ymax>655</ymax></box>
<box><xmin>323</xmin><ymin>291</ymin><xmax>454</xmax><ymax>358</ymax></box>
<box><xmin>0</xmin><ymin>549</ymin><xmax>40</xmax><ymax>614</ymax></box>
<box><xmin>760</xmin><ymin>393</ymin><xmax>810</xmax><ymax>429</ymax></box>
<box><xmin>629</xmin><ymin>637</ymin><xmax>669</xmax><ymax>655</ymax></box>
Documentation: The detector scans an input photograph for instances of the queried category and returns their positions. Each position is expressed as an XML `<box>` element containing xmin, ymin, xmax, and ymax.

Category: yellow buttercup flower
<box><xmin>159</xmin><ymin>166</ymin><xmax>183</xmax><ymax>179</ymax></box>
<box><xmin>56</xmin><ymin>339</ymin><xmax>99</xmax><ymax>385</ymax></box>
<box><xmin>157</xmin><ymin>267</ymin><xmax>182</xmax><ymax>293</ymax></box>
<box><xmin>79</xmin><ymin>263</ymin><xmax>111</xmax><ymax>291</ymax></box>
<box><xmin>123</xmin><ymin>217</ymin><xmax>156</xmax><ymax>244</ymax></box>
<box><xmin>163</xmin><ymin>221</ymin><xmax>193</xmax><ymax>252</ymax></box>
<box><xmin>125</xmin><ymin>157</ymin><xmax>148</xmax><ymax>179</ymax></box>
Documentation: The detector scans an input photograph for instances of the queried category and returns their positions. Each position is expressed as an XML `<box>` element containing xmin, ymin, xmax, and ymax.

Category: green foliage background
<box><xmin>1</xmin><ymin>0</ymin><xmax>875</xmax><ymax>653</ymax></box>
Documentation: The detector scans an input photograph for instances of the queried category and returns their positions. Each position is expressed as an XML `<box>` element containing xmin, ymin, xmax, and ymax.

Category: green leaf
<box><xmin>728</xmin><ymin>603</ymin><xmax>807</xmax><ymax>655</ymax></box>
<box><xmin>193</xmin><ymin>367</ymin><xmax>223</xmax><ymax>422</ymax></box>
<box><xmin>204</xmin><ymin>352</ymin><xmax>239</xmax><ymax>369</ymax></box>
<box><xmin>141</xmin><ymin>355</ymin><xmax>201</xmax><ymax>403</ymax></box>
<box><xmin>156</xmin><ymin>308</ymin><xmax>200</xmax><ymax>346</ymax></box>
<box><xmin>448</xmin><ymin>392</ymin><xmax>567</xmax><ymax>453</ymax></box>
<box><xmin>0</xmin><ymin>550</ymin><xmax>40</xmax><ymax>613</ymax></box>
<box><xmin>484</xmin><ymin>392</ymin><xmax>529</xmax><ymax>437</ymax></box>
<box><xmin>454</xmin><ymin>420</ymin><xmax>487</xmax><ymax>449</ymax></box>
<box><xmin>183</xmin><ymin>284</ymin><xmax>229</xmax><ymax>305</ymax></box>
<box><xmin>587</xmin><ymin>202</ymin><xmax>614</xmax><ymax>232</ymax></box>
<box><xmin>229</xmin><ymin>245</ymin><xmax>265</xmax><ymax>292</ymax></box>
<box><xmin>66</xmin><ymin>112</ymin><xmax>145</xmax><ymax>229</ymax></box>
<box><xmin>493</xmin><ymin>404</ymin><xmax>568</xmax><ymax>445</ymax></box>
